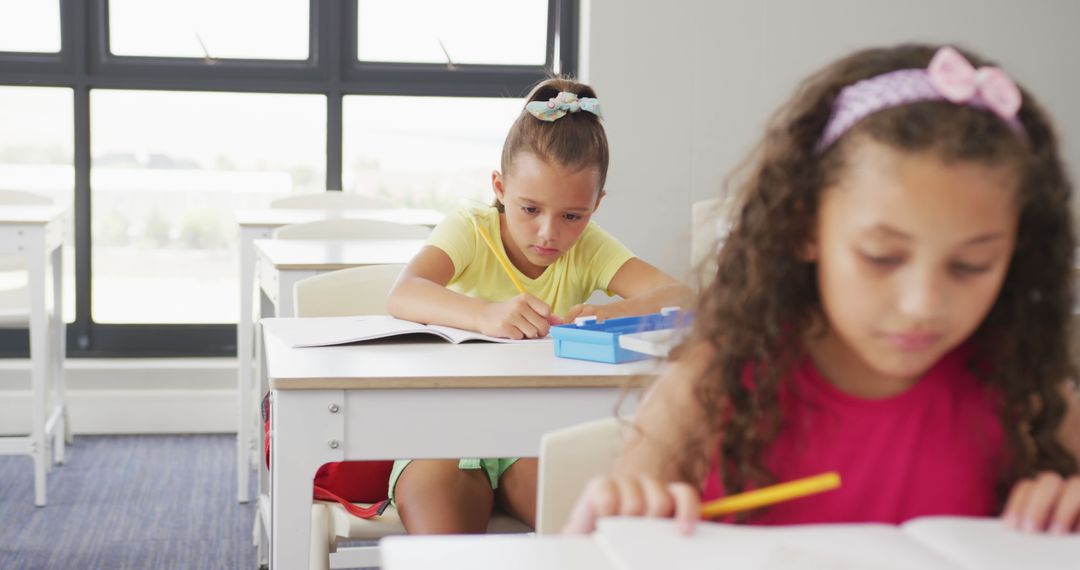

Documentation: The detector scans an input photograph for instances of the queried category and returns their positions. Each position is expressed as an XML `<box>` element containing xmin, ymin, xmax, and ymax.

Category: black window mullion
<box><xmin>323</xmin><ymin>0</ymin><xmax>343</xmax><ymax>191</ymax></box>
<box><xmin>0</xmin><ymin>54</ymin><xmax>67</xmax><ymax>81</ymax></box>
<box><xmin>343</xmin><ymin>65</ymin><xmax>552</xmax><ymax>98</ymax></box>
<box><xmin>545</xmin><ymin>0</ymin><xmax>558</xmax><ymax>74</ymax></box>
<box><xmin>71</xmin><ymin>0</ymin><xmax>92</xmax><ymax>352</ymax></box>
<box><xmin>556</xmin><ymin>0</ymin><xmax>579</xmax><ymax>78</ymax></box>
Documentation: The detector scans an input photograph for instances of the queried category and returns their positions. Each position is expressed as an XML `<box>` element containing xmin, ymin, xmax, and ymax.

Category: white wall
<box><xmin>585</xmin><ymin>0</ymin><xmax>1080</xmax><ymax>282</ymax></box>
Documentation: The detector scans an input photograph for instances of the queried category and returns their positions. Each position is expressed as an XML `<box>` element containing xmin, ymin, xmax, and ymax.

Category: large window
<box><xmin>356</xmin><ymin>0</ymin><xmax>548</xmax><ymax>65</ymax></box>
<box><xmin>0</xmin><ymin>0</ymin><xmax>577</xmax><ymax>356</ymax></box>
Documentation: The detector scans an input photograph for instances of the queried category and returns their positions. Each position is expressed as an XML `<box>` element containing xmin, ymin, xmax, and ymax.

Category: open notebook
<box><xmin>271</xmin><ymin>315</ymin><xmax>550</xmax><ymax>347</ymax></box>
<box><xmin>593</xmin><ymin>516</ymin><xmax>1080</xmax><ymax>570</ymax></box>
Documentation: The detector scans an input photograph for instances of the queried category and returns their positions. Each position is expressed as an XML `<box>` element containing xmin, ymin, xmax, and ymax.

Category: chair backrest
<box><xmin>690</xmin><ymin>196</ymin><xmax>732</xmax><ymax>286</ymax></box>
<box><xmin>536</xmin><ymin>416</ymin><xmax>626</xmax><ymax>535</ymax></box>
<box><xmin>293</xmin><ymin>264</ymin><xmax>406</xmax><ymax>317</ymax></box>
<box><xmin>0</xmin><ymin>189</ymin><xmax>52</xmax><ymax>206</ymax></box>
<box><xmin>270</xmin><ymin>192</ymin><xmax>393</xmax><ymax>210</ymax></box>
<box><xmin>272</xmin><ymin>218</ymin><xmax>431</xmax><ymax>240</ymax></box>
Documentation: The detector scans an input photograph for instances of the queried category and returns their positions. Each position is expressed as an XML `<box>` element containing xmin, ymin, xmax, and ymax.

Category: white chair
<box><xmin>270</xmin><ymin>191</ymin><xmax>394</xmax><ymax>210</ymax></box>
<box><xmin>0</xmin><ymin>189</ymin><xmax>51</xmax><ymax>206</ymax></box>
<box><xmin>536</xmin><ymin>417</ymin><xmax>627</xmax><ymax>535</ymax></box>
<box><xmin>291</xmin><ymin>264</ymin><xmax>405</xmax><ymax>317</ymax></box>
<box><xmin>690</xmin><ymin>196</ymin><xmax>733</xmax><ymax>288</ymax></box>
<box><xmin>260</xmin><ymin>263</ymin><xmax>531</xmax><ymax>570</ymax></box>
<box><xmin>0</xmin><ymin>190</ymin><xmax>52</xmax><ymax>326</ymax></box>
<box><xmin>272</xmin><ymin>218</ymin><xmax>431</xmax><ymax>241</ymax></box>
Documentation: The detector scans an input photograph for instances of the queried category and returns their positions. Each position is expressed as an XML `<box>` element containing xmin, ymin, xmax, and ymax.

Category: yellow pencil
<box><xmin>471</xmin><ymin>214</ymin><xmax>527</xmax><ymax>294</ymax></box>
<box><xmin>700</xmin><ymin>471</ymin><xmax>842</xmax><ymax>519</ymax></box>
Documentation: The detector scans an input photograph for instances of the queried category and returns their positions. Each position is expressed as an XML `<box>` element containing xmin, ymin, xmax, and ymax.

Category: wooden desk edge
<box><xmin>271</xmin><ymin>374</ymin><xmax>654</xmax><ymax>390</ymax></box>
<box><xmin>269</xmin><ymin>262</ymin><xmax>396</xmax><ymax>271</ymax></box>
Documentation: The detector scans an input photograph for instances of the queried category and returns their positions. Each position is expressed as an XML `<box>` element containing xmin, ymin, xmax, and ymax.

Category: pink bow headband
<box><xmin>816</xmin><ymin>46</ymin><xmax>1025</xmax><ymax>153</ymax></box>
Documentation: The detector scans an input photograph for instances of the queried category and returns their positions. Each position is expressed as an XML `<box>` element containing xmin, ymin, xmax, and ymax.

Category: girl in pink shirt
<box><xmin>565</xmin><ymin>43</ymin><xmax>1080</xmax><ymax>535</ymax></box>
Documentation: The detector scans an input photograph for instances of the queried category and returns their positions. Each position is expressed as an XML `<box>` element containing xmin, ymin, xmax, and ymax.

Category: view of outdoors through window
<box><xmin>89</xmin><ymin>90</ymin><xmax>326</xmax><ymax>323</ymax></box>
<box><xmin>0</xmin><ymin>89</ymin><xmax>529</xmax><ymax>326</ymax></box>
<box><xmin>0</xmin><ymin>0</ymin><xmax>549</xmax><ymax>332</ymax></box>
<box><xmin>343</xmin><ymin>96</ymin><xmax>522</xmax><ymax>212</ymax></box>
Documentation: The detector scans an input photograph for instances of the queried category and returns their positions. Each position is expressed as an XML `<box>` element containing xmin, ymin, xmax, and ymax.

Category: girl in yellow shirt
<box><xmin>385</xmin><ymin>78</ymin><xmax>691</xmax><ymax>533</ymax></box>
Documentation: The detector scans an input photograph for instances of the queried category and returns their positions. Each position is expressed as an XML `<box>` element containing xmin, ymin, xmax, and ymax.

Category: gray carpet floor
<box><xmin>0</xmin><ymin>434</ymin><xmax>259</xmax><ymax>570</ymax></box>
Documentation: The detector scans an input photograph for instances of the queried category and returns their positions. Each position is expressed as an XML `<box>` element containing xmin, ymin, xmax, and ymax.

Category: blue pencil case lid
<box><xmin>550</xmin><ymin>307</ymin><xmax>691</xmax><ymax>364</ymax></box>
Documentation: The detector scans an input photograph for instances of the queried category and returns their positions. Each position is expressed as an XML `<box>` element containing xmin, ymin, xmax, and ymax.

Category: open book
<box><xmin>593</xmin><ymin>516</ymin><xmax>1079</xmax><ymax>570</ymax></box>
<box><xmin>271</xmin><ymin>315</ymin><xmax>550</xmax><ymax>348</ymax></box>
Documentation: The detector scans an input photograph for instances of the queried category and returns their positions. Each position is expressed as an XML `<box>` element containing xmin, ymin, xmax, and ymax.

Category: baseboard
<box><xmin>0</xmin><ymin>358</ymin><xmax>238</xmax><ymax>435</ymax></box>
<box><xmin>0</xmin><ymin>388</ymin><xmax>236</xmax><ymax>435</ymax></box>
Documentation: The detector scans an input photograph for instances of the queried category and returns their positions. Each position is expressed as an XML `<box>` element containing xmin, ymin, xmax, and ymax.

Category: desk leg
<box><xmin>28</xmin><ymin>235</ymin><xmax>48</xmax><ymax>507</ymax></box>
<box><xmin>50</xmin><ymin>244</ymin><xmax>66</xmax><ymax>465</ymax></box>
<box><xmin>271</xmin><ymin>390</ymin><xmax>344</xmax><ymax>570</ymax></box>
<box><xmin>238</xmin><ymin>228</ymin><xmax>255</xmax><ymax>503</ymax></box>
<box><xmin>254</xmin><ymin>321</ymin><xmax>271</xmax><ymax>567</ymax></box>
<box><xmin>276</xmin><ymin>272</ymin><xmax>295</xmax><ymax>318</ymax></box>
<box><xmin>255</xmin><ymin>284</ymin><xmax>273</xmax><ymax>462</ymax></box>
<box><xmin>253</xmin><ymin>258</ymin><xmax>275</xmax><ymax>564</ymax></box>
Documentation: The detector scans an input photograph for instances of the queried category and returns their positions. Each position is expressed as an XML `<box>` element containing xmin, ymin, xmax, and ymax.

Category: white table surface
<box><xmin>260</xmin><ymin>317</ymin><xmax>656</xmax><ymax>569</ymax></box>
<box><xmin>380</xmin><ymin>534</ymin><xmax>616</xmax><ymax>570</ymax></box>
<box><xmin>235</xmin><ymin>207</ymin><xmax>444</xmax><ymax>229</ymax></box>
<box><xmin>0</xmin><ymin>205</ymin><xmax>66</xmax><ymax>224</ymax></box>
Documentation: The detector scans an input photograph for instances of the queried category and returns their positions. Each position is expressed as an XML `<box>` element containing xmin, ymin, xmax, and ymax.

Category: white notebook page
<box><xmin>594</xmin><ymin>518</ymin><xmax>958</xmax><ymax>570</ymax></box>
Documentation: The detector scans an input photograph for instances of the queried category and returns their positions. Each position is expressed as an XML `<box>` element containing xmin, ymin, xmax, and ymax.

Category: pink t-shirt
<box><xmin>701</xmin><ymin>345</ymin><xmax>1006</xmax><ymax>525</ymax></box>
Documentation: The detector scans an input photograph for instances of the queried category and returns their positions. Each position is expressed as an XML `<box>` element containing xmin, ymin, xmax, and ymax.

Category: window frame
<box><xmin>0</xmin><ymin>0</ymin><xmax>578</xmax><ymax>357</ymax></box>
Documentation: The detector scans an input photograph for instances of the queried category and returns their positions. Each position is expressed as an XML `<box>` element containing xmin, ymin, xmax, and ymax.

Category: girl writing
<box><xmin>565</xmin><ymin>44</ymin><xmax>1080</xmax><ymax>535</ymax></box>
<box><xmin>385</xmin><ymin>78</ymin><xmax>692</xmax><ymax>533</ymax></box>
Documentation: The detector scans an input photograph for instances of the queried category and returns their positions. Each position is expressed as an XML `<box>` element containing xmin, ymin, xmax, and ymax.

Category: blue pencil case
<box><xmin>550</xmin><ymin>307</ymin><xmax>690</xmax><ymax>363</ymax></box>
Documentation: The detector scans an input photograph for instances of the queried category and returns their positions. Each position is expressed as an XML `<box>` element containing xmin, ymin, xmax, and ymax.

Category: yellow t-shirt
<box><xmin>426</xmin><ymin>206</ymin><xmax>635</xmax><ymax>318</ymax></box>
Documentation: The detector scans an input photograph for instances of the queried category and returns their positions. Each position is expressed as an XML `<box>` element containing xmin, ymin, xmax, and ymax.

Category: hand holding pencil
<box><xmin>475</xmin><ymin>293</ymin><xmax>563</xmax><ymax>339</ymax></box>
<box><xmin>471</xmin><ymin>213</ymin><xmax>563</xmax><ymax>339</ymax></box>
<box><xmin>563</xmin><ymin>471</ymin><xmax>841</xmax><ymax>535</ymax></box>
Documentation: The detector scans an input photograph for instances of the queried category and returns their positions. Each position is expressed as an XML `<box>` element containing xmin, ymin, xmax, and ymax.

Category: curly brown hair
<box><xmin>682</xmin><ymin>43</ymin><xmax>1078</xmax><ymax>512</ymax></box>
<box><xmin>494</xmin><ymin>77</ymin><xmax>609</xmax><ymax>212</ymax></box>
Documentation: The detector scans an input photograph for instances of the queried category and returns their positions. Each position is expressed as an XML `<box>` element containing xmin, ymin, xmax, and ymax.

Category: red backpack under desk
<box><xmin>263</xmin><ymin>393</ymin><xmax>392</xmax><ymax>518</ymax></box>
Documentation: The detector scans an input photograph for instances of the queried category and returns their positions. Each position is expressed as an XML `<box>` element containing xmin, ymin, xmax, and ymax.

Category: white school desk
<box><xmin>249</xmin><ymin>237</ymin><xmax>427</xmax><ymax>538</ymax></box>
<box><xmin>381</xmin><ymin>535</ymin><xmax>615</xmax><ymax>570</ymax></box>
<box><xmin>253</xmin><ymin>238</ymin><xmax>425</xmax><ymax>317</ymax></box>
<box><xmin>0</xmin><ymin>205</ymin><xmax>67</xmax><ymax>506</ymax></box>
<box><xmin>235</xmin><ymin>207</ymin><xmax>442</xmax><ymax>503</ymax></box>
<box><xmin>380</xmin><ymin>520</ymin><xmax>1080</xmax><ymax>570</ymax></box>
<box><xmin>260</xmin><ymin>317</ymin><xmax>655</xmax><ymax>569</ymax></box>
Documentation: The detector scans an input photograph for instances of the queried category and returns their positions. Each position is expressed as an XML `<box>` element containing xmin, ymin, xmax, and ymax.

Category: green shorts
<box><xmin>387</xmin><ymin>457</ymin><xmax>520</xmax><ymax>505</ymax></box>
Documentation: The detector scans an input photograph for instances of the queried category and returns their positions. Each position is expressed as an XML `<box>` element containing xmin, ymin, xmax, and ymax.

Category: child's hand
<box><xmin>1002</xmin><ymin>472</ymin><xmax>1080</xmax><ymax>534</ymax></box>
<box><xmin>562</xmin><ymin>475</ymin><xmax>701</xmax><ymax>535</ymax></box>
<box><xmin>566</xmin><ymin>303</ymin><xmax>611</xmax><ymax>324</ymax></box>
<box><xmin>476</xmin><ymin>293</ymin><xmax>558</xmax><ymax>339</ymax></box>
